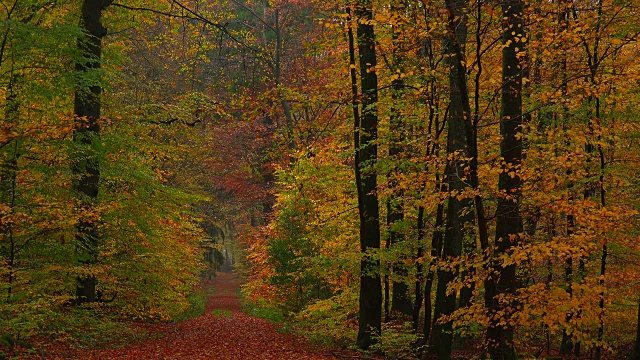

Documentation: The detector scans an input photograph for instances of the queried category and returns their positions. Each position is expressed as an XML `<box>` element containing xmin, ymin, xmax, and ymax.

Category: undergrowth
<box><xmin>241</xmin><ymin>297</ymin><xmax>287</xmax><ymax>324</ymax></box>
<box><xmin>173</xmin><ymin>291</ymin><xmax>206</xmax><ymax>322</ymax></box>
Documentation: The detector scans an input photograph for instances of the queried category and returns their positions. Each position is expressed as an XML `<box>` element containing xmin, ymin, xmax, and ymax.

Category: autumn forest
<box><xmin>1</xmin><ymin>0</ymin><xmax>640</xmax><ymax>359</ymax></box>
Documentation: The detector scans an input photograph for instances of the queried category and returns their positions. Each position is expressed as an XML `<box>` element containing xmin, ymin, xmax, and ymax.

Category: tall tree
<box><xmin>73</xmin><ymin>0</ymin><xmax>111</xmax><ymax>304</ymax></box>
<box><xmin>352</xmin><ymin>0</ymin><xmax>382</xmax><ymax>350</ymax></box>
<box><xmin>429</xmin><ymin>0</ymin><xmax>475</xmax><ymax>356</ymax></box>
<box><xmin>485</xmin><ymin>0</ymin><xmax>526</xmax><ymax>357</ymax></box>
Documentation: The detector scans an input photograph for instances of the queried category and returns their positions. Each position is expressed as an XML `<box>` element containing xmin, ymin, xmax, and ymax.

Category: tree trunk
<box><xmin>349</xmin><ymin>2</ymin><xmax>382</xmax><ymax>350</ymax></box>
<box><xmin>413</xmin><ymin>206</ymin><xmax>425</xmax><ymax>331</ymax></box>
<box><xmin>429</xmin><ymin>0</ymin><xmax>473</xmax><ymax>357</ymax></box>
<box><xmin>73</xmin><ymin>0</ymin><xmax>109</xmax><ymax>304</ymax></box>
<box><xmin>594</xmin><ymin>78</ymin><xmax>607</xmax><ymax>360</ymax></box>
<box><xmin>384</xmin><ymin>213</ymin><xmax>390</xmax><ymax>322</ymax></box>
<box><xmin>485</xmin><ymin>0</ymin><xmax>525</xmax><ymax>357</ymax></box>
<box><xmin>272</xmin><ymin>7</ymin><xmax>294</xmax><ymax>148</ymax></box>
<box><xmin>2</xmin><ymin>71</ymin><xmax>19</xmax><ymax>302</ymax></box>
<box><xmin>423</xmin><ymin>194</ymin><xmax>444</xmax><ymax>344</ymax></box>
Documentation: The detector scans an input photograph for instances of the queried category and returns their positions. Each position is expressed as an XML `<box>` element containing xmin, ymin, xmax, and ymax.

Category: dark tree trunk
<box><xmin>423</xmin><ymin>194</ymin><xmax>444</xmax><ymax>344</ymax></box>
<box><xmin>2</xmin><ymin>71</ymin><xmax>19</xmax><ymax>302</ymax></box>
<box><xmin>429</xmin><ymin>0</ymin><xmax>473</xmax><ymax>357</ymax></box>
<box><xmin>557</xmin><ymin>0</ymin><xmax>579</xmax><ymax>352</ymax></box>
<box><xmin>413</xmin><ymin>206</ymin><xmax>426</xmax><ymax>331</ymax></box>
<box><xmin>73</xmin><ymin>0</ymin><xmax>110</xmax><ymax>304</ymax></box>
<box><xmin>560</xmin><ymin>254</ymin><xmax>575</xmax><ymax>355</ymax></box>
<box><xmin>594</xmin><ymin>80</ymin><xmax>607</xmax><ymax>360</ymax></box>
<box><xmin>384</xmin><ymin>213</ymin><xmax>390</xmax><ymax>322</ymax></box>
<box><xmin>271</xmin><ymin>7</ymin><xmax>294</xmax><ymax>148</ymax></box>
<box><xmin>485</xmin><ymin>0</ymin><xmax>525</xmax><ymax>357</ymax></box>
<box><xmin>349</xmin><ymin>2</ymin><xmax>382</xmax><ymax>350</ymax></box>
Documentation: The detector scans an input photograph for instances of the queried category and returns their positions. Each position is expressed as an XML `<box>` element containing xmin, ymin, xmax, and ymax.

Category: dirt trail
<box><xmin>78</xmin><ymin>272</ymin><xmax>340</xmax><ymax>359</ymax></box>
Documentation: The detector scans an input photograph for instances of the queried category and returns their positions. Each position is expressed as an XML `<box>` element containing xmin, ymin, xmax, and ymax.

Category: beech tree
<box><xmin>429</xmin><ymin>0</ymin><xmax>474</xmax><ymax>356</ymax></box>
<box><xmin>4</xmin><ymin>0</ymin><xmax>640</xmax><ymax>358</ymax></box>
<box><xmin>485</xmin><ymin>0</ymin><xmax>526</xmax><ymax>357</ymax></box>
<box><xmin>72</xmin><ymin>0</ymin><xmax>111</xmax><ymax>305</ymax></box>
<box><xmin>352</xmin><ymin>0</ymin><xmax>382</xmax><ymax>350</ymax></box>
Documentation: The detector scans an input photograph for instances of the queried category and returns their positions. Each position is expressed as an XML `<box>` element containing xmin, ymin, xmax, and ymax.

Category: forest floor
<box><xmin>30</xmin><ymin>273</ymin><xmax>355</xmax><ymax>359</ymax></box>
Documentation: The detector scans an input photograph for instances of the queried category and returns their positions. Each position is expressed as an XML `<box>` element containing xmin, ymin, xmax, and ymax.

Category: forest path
<box><xmin>80</xmin><ymin>272</ymin><xmax>341</xmax><ymax>359</ymax></box>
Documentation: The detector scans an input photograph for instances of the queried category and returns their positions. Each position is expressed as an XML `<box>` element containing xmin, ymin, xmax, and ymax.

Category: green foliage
<box><xmin>370</xmin><ymin>322</ymin><xmax>421</xmax><ymax>359</ymax></box>
<box><xmin>96</xmin><ymin>117</ymin><xmax>206</xmax><ymax>321</ymax></box>
<box><xmin>264</xmin><ymin>196</ymin><xmax>320</xmax><ymax>311</ymax></box>
<box><xmin>242</xmin><ymin>297</ymin><xmax>287</xmax><ymax>324</ymax></box>
<box><xmin>3</xmin><ymin>0</ymin><xmax>640</xmax><ymax>358</ymax></box>
<box><xmin>174</xmin><ymin>292</ymin><xmax>207</xmax><ymax>322</ymax></box>
<box><xmin>42</xmin><ymin>309</ymin><xmax>147</xmax><ymax>349</ymax></box>
<box><xmin>0</xmin><ymin>0</ymin><xmax>209</xmax><ymax>347</ymax></box>
<box><xmin>295</xmin><ymin>289</ymin><xmax>359</xmax><ymax>348</ymax></box>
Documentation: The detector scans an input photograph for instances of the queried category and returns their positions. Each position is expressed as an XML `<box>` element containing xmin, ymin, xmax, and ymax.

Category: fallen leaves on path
<box><xmin>35</xmin><ymin>273</ymin><xmax>349</xmax><ymax>359</ymax></box>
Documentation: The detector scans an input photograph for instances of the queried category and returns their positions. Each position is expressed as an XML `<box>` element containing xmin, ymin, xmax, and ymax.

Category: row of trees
<box><xmin>2</xmin><ymin>0</ymin><xmax>640</xmax><ymax>359</ymax></box>
<box><xmin>0</xmin><ymin>0</ymin><xmax>329</xmax><ymax>347</ymax></box>
<box><xmin>0</xmin><ymin>0</ymin><xmax>242</xmax><ymax>345</ymax></box>
<box><xmin>240</xmin><ymin>0</ymin><xmax>640</xmax><ymax>359</ymax></box>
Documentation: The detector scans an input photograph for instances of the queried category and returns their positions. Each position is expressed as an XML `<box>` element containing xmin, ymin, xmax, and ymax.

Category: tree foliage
<box><xmin>2</xmin><ymin>0</ymin><xmax>640</xmax><ymax>359</ymax></box>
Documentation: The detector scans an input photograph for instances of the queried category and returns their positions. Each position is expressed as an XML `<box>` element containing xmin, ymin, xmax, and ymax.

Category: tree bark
<box><xmin>350</xmin><ymin>2</ymin><xmax>382</xmax><ymax>350</ymax></box>
<box><xmin>2</xmin><ymin>71</ymin><xmax>19</xmax><ymax>302</ymax></box>
<box><xmin>429</xmin><ymin>0</ymin><xmax>473</xmax><ymax>357</ymax></box>
<box><xmin>484</xmin><ymin>0</ymin><xmax>525</xmax><ymax>357</ymax></box>
<box><xmin>423</xmin><ymin>192</ymin><xmax>444</xmax><ymax>344</ymax></box>
<box><xmin>73</xmin><ymin>0</ymin><xmax>109</xmax><ymax>304</ymax></box>
<box><xmin>413</xmin><ymin>206</ymin><xmax>425</xmax><ymax>331</ymax></box>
